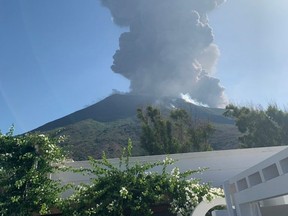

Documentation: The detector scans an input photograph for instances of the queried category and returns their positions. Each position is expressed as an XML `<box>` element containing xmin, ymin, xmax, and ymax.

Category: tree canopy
<box><xmin>137</xmin><ymin>106</ymin><xmax>214</xmax><ymax>155</ymax></box>
<box><xmin>224</xmin><ymin>104</ymin><xmax>288</xmax><ymax>148</ymax></box>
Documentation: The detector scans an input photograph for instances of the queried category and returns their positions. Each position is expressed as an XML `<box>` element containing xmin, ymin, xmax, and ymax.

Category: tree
<box><xmin>170</xmin><ymin>109</ymin><xmax>214</xmax><ymax>152</ymax></box>
<box><xmin>0</xmin><ymin>128</ymin><xmax>64</xmax><ymax>215</ymax></box>
<box><xmin>137</xmin><ymin>106</ymin><xmax>214</xmax><ymax>155</ymax></box>
<box><xmin>137</xmin><ymin>106</ymin><xmax>177</xmax><ymax>154</ymax></box>
<box><xmin>224</xmin><ymin>104</ymin><xmax>288</xmax><ymax>148</ymax></box>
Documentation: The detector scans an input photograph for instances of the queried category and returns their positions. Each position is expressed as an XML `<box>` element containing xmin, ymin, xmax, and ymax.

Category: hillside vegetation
<box><xmin>33</xmin><ymin>94</ymin><xmax>240</xmax><ymax>160</ymax></box>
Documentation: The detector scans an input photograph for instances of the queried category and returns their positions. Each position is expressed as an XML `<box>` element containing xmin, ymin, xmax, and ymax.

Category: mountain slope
<box><xmin>34</xmin><ymin>94</ymin><xmax>156</xmax><ymax>131</ymax></box>
<box><xmin>33</xmin><ymin>94</ymin><xmax>240</xmax><ymax>160</ymax></box>
<box><xmin>34</xmin><ymin>94</ymin><xmax>233</xmax><ymax>131</ymax></box>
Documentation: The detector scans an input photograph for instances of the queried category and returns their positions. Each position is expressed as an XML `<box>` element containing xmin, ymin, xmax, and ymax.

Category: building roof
<box><xmin>52</xmin><ymin>146</ymin><xmax>287</xmax><ymax>190</ymax></box>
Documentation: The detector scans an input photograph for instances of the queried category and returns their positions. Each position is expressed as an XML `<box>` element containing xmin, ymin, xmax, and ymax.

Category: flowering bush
<box><xmin>61</xmin><ymin>139</ymin><xmax>224</xmax><ymax>216</ymax></box>
<box><xmin>0</xmin><ymin>129</ymin><xmax>65</xmax><ymax>215</ymax></box>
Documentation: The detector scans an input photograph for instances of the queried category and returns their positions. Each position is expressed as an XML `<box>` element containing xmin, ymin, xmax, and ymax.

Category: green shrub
<box><xmin>0</xmin><ymin>128</ymin><xmax>65</xmax><ymax>215</ymax></box>
<box><xmin>61</xmin><ymin>139</ymin><xmax>223</xmax><ymax>216</ymax></box>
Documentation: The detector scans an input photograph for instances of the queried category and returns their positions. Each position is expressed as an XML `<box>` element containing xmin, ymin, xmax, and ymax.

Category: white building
<box><xmin>53</xmin><ymin>146</ymin><xmax>288</xmax><ymax>215</ymax></box>
<box><xmin>223</xmin><ymin>146</ymin><xmax>288</xmax><ymax>216</ymax></box>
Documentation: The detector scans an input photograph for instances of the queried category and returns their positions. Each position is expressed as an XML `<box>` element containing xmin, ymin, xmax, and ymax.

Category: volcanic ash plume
<box><xmin>101</xmin><ymin>0</ymin><xmax>227</xmax><ymax>108</ymax></box>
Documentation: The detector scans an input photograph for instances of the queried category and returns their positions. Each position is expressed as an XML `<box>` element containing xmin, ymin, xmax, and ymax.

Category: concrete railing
<box><xmin>191</xmin><ymin>197</ymin><xmax>227</xmax><ymax>216</ymax></box>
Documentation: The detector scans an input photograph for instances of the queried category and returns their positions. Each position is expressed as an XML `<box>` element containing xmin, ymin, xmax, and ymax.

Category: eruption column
<box><xmin>101</xmin><ymin>0</ymin><xmax>227</xmax><ymax>108</ymax></box>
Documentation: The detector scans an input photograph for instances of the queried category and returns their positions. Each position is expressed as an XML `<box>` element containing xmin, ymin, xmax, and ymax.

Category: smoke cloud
<box><xmin>101</xmin><ymin>0</ymin><xmax>227</xmax><ymax>107</ymax></box>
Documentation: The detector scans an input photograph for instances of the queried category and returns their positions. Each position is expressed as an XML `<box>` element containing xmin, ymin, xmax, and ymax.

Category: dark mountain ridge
<box><xmin>34</xmin><ymin>94</ymin><xmax>233</xmax><ymax>132</ymax></box>
<box><xmin>32</xmin><ymin>94</ymin><xmax>239</xmax><ymax>160</ymax></box>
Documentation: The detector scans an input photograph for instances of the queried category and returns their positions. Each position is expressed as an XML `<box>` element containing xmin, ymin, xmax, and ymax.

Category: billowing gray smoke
<box><xmin>101</xmin><ymin>0</ymin><xmax>227</xmax><ymax>108</ymax></box>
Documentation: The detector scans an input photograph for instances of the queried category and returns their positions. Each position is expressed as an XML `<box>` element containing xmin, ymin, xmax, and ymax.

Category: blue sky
<box><xmin>1</xmin><ymin>0</ymin><xmax>288</xmax><ymax>134</ymax></box>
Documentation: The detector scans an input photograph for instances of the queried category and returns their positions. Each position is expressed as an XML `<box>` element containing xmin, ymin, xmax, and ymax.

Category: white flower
<box><xmin>163</xmin><ymin>157</ymin><xmax>174</xmax><ymax>164</ymax></box>
<box><xmin>209</xmin><ymin>187</ymin><xmax>224</xmax><ymax>196</ymax></box>
<box><xmin>144</xmin><ymin>171</ymin><xmax>152</xmax><ymax>176</ymax></box>
<box><xmin>171</xmin><ymin>167</ymin><xmax>180</xmax><ymax>178</ymax></box>
<box><xmin>120</xmin><ymin>187</ymin><xmax>129</xmax><ymax>199</ymax></box>
<box><xmin>107</xmin><ymin>200</ymin><xmax>116</xmax><ymax>212</ymax></box>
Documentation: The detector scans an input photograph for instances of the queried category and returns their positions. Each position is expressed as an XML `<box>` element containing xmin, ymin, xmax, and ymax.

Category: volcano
<box><xmin>33</xmin><ymin>94</ymin><xmax>240</xmax><ymax>160</ymax></box>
